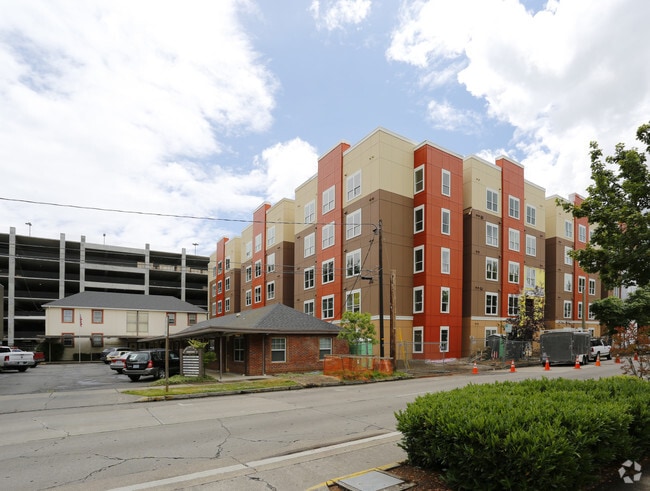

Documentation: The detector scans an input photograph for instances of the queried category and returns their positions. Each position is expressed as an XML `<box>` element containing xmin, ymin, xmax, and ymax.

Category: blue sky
<box><xmin>1</xmin><ymin>0</ymin><xmax>648</xmax><ymax>255</ymax></box>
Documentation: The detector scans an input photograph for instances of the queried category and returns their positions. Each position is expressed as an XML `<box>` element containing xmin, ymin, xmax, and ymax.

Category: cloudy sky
<box><xmin>1</xmin><ymin>0</ymin><xmax>648</xmax><ymax>255</ymax></box>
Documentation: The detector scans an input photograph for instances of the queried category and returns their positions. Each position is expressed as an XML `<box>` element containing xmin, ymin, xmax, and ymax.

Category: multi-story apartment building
<box><xmin>545</xmin><ymin>194</ymin><xmax>605</xmax><ymax>334</ymax></box>
<box><xmin>461</xmin><ymin>156</ymin><xmax>547</xmax><ymax>354</ymax></box>
<box><xmin>210</xmin><ymin>236</ymin><xmax>242</xmax><ymax>317</ymax></box>
<box><xmin>1</xmin><ymin>227</ymin><xmax>209</xmax><ymax>346</ymax></box>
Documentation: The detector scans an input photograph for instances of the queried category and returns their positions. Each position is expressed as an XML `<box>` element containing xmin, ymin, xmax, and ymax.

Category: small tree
<box><xmin>337</xmin><ymin>311</ymin><xmax>378</xmax><ymax>352</ymax></box>
<box><xmin>506</xmin><ymin>289</ymin><xmax>545</xmax><ymax>341</ymax></box>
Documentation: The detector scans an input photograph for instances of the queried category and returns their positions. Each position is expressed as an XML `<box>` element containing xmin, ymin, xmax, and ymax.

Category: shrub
<box><xmin>395</xmin><ymin>377</ymin><xmax>648</xmax><ymax>490</ymax></box>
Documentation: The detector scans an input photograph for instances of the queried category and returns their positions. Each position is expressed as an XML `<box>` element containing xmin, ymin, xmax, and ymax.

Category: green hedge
<box><xmin>395</xmin><ymin>377</ymin><xmax>650</xmax><ymax>490</ymax></box>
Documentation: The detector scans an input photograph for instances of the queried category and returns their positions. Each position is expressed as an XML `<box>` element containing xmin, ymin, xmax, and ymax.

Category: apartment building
<box><xmin>545</xmin><ymin>194</ymin><xmax>604</xmax><ymax>334</ymax></box>
<box><xmin>210</xmin><ymin>236</ymin><xmax>242</xmax><ymax>317</ymax></box>
<box><xmin>1</xmin><ymin>227</ymin><xmax>209</xmax><ymax>346</ymax></box>
<box><xmin>461</xmin><ymin>156</ymin><xmax>547</xmax><ymax>355</ymax></box>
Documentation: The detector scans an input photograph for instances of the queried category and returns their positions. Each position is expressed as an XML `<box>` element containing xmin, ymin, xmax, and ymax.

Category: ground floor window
<box><xmin>233</xmin><ymin>336</ymin><xmax>244</xmax><ymax>362</ymax></box>
<box><xmin>440</xmin><ymin>327</ymin><xmax>449</xmax><ymax>352</ymax></box>
<box><xmin>90</xmin><ymin>333</ymin><xmax>104</xmax><ymax>348</ymax></box>
<box><xmin>413</xmin><ymin>327</ymin><xmax>423</xmax><ymax>353</ymax></box>
<box><xmin>62</xmin><ymin>333</ymin><xmax>75</xmax><ymax>347</ymax></box>
<box><xmin>319</xmin><ymin>337</ymin><xmax>332</xmax><ymax>359</ymax></box>
<box><xmin>271</xmin><ymin>337</ymin><xmax>286</xmax><ymax>362</ymax></box>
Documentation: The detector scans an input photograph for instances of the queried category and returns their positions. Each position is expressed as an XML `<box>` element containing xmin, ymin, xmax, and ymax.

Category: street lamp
<box><xmin>25</xmin><ymin>222</ymin><xmax>32</xmax><ymax>236</ymax></box>
<box><xmin>192</xmin><ymin>242</ymin><xmax>199</xmax><ymax>255</ymax></box>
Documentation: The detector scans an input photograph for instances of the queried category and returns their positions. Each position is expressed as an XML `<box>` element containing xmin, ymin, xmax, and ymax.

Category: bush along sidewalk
<box><xmin>395</xmin><ymin>377</ymin><xmax>650</xmax><ymax>490</ymax></box>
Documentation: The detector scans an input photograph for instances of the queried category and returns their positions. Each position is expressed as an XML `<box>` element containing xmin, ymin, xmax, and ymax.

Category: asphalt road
<box><xmin>1</xmin><ymin>360</ymin><xmax>645</xmax><ymax>491</ymax></box>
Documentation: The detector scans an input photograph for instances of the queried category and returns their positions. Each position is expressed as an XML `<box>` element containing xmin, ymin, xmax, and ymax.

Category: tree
<box><xmin>506</xmin><ymin>290</ymin><xmax>545</xmax><ymax>341</ymax></box>
<box><xmin>337</xmin><ymin>311</ymin><xmax>378</xmax><ymax>350</ymax></box>
<box><xmin>589</xmin><ymin>295</ymin><xmax>629</xmax><ymax>337</ymax></box>
<box><xmin>559</xmin><ymin>122</ymin><xmax>650</xmax><ymax>289</ymax></box>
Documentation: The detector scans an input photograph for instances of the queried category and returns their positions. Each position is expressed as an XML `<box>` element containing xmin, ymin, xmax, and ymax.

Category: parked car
<box><xmin>105</xmin><ymin>350</ymin><xmax>130</xmax><ymax>367</ymax></box>
<box><xmin>123</xmin><ymin>349</ymin><xmax>180</xmax><ymax>381</ymax></box>
<box><xmin>100</xmin><ymin>347</ymin><xmax>130</xmax><ymax>364</ymax></box>
<box><xmin>109</xmin><ymin>352</ymin><xmax>131</xmax><ymax>374</ymax></box>
<box><xmin>589</xmin><ymin>338</ymin><xmax>612</xmax><ymax>361</ymax></box>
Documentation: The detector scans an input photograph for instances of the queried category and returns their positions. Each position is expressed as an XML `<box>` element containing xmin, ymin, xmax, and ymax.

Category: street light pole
<box><xmin>25</xmin><ymin>222</ymin><xmax>32</xmax><ymax>237</ymax></box>
<box><xmin>165</xmin><ymin>315</ymin><xmax>170</xmax><ymax>393</ymax></box>
<box><xmin>192</xmin><ymin>242</ymin><xmax>198</xmax><ymax>255</ymax></box>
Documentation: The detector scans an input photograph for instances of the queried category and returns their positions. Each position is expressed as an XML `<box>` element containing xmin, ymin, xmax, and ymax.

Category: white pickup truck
<box><xmin>0</xmin><ymin>346</ymin><xmax>34</xmax><ymax>371</ymax></box>
<box><xmin>588</xmin><ymin>338</ymin><xmax>612</xmax><ymax>361</ymax></box>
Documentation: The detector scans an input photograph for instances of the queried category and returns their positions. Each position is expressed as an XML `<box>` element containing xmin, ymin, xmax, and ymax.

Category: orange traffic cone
<box><xmin>634</xmin><ymin>352</ymin><xmax>639</xmax><ymax>361</ymax></box>
<box><xmin>574</xmin><ymin>356</ymin><xmax>581</xmax><ymax>369</ymax></box>
<box><xmin>544</xmin><ymin>357</ymin><xmax>550</xmax><ymax>371</ymax></box>
<box><xmin>472</xmin><ymin>362</ymin><xmax>478</xmax><ymax>374</ymax></box>
<box><xmin>510</xmin><ymin>360</ymin><xmax>516</xmax><ymax>373</ymax></box>
<box><xmin>595</xmin><ymin>353</ymin><xmax>601</xmax><ymax>367</ymax></box>
<box><xmin>615</xmin><ymin>354</ymin><xmax>621</xmax><ymax>363</ymax></box>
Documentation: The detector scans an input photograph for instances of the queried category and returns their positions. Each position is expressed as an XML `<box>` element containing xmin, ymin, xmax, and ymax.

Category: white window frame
<box><xmin>346</xmin><ymin>249</ymin><xmax>361</xmax><ymax>277</ymax></box>
<box><xmin>564</xmin><ymin>273</ymin><xmax>573</xmax><ymax>292</ymax></box>
<box><xmin>254</xmin><ymin>285</ymin><xmax>262</xmax><ymax>303</ymax></box>
<box><xmin>441</xmin><ymin>287</ymin><xmax>450</xmax><ymax>313</ymax></box>
<box><xmin>578</xmin><ymin>224</ymin><xmax>587</xmax><ymax>243</ymax></box>
<box><xmin>525</xmin><ymin>234</ymin><xmax>536</xmax><ymax>256</ymax></box>
<box><xmin>266</xmin><ymin>281</ymin><xmax>275</xmax><ymax>300</ymax></box>
<box><xmin>255</xmin><ymin>233</ymin><xmax>262</xmax><ymax>253</ymax></box>
<box><xmin>508</xmin><ymin>196</ymin><xmax>520</xmax><ymax>219</ymax></box>
<box><xmin>414</xmin><ymin>205</ymin><xmax>424</xmax><ymax>233</ymax></box>
<box><xmin>441</xmin><ymin>247</ymin><xmax>450</xmax><ymax>274</ymax></box>
<box><xmin>245</xmin><ymin>265</ymin><xmax>252</xmax><ymax>282</ymax></box>
<box><xmin>304</xmin><ymin>233</ymin><xmax>315</xmax><ymax>257</ymax></box>
<box><xmin>304</xmin><ymin>300</ymin><xmax>315</xmax><ymax>316</ymax></box>
<box><xmin>565</xmin><ymin>220</ymin><xmax>573</xmax><ymax>239</ymax></box>
<box><xmin>564</xmin><ymin>246</ymin><xmax>573</xmax><ymax>266</ymax></box>
<box><xmin>345</xmin><ymin>289</ymin><xmax>361</xmax><ymax>313</ymax></box>
<box><xmin>509</xmin><ymin>228</ymin><xmax>520</xmax><ymax>252</ymax></box>
<box><xmin>525</xmin><ymin>267</ymin><xmax>536</xmax><ymax>288</ymax></box>
<box><xmin>322</xmin><ymin>222</ymin><xmax>335</xmax><ymax>249</ymax></box>
<box><xmin>322</xmin><ymin>259</ymin><xmax>334</xmax><ymax>284</ymax></box>
<box><xmin>578</xmin><ymin>276</ymin><xmax>586</xmax><ymax>293</ymax></box>
<box><xmin>485</xmin><ymin>292</ymin><xmax>498</xmax><ymax>315</ymax></box>
<box><xmin>267</xmin><ymin>226</ymin><xmax>276</xmax><ymax>247</ymax></box>
<box><xmin>508</xmin><ymin>294</ymin><xmax>519</xmax><ymax>316</ymax></box>
<box><xmin>217</xmin><ymin>300</ymin><xmax>222</xmax><ymax>314</ymax></box>
<box><xmin>346</xmin><ymin>209</ymin><xmax>361</xmax><ymax>239</ymax></box>
<box><xmin>245</xmin><ymin>289</ymin><xmax>252</xmax><ymax>306</ymax></box>
<box><xmin>321</xmin><ymin>295</ymin><xmax>334</xmax><ymax>319</ymax></box>
<box><xmin>563</xmin><ymin>300</ymin><xmax>572</xmax><ymax>318</ymax></box>
<box><xmin>217</xmin><ymin>280</ymin><xmax>222</xmax><ymax>294</ymax></box>
<box><xmin>413</xmin><ymin>286</ymin><xmax>424</xmax><ymax>313</ymax></box>
<box><xmin>346</xmin><ymin>170</ymin><xmax>361</xmax><ymax>201</ymax></box>
<box><xmin>526</xmin><ymin>205</ymin><xmax>536</xmax><ymax>226</ymax></box>
<box><xmin>441</xmin><ymin>208</ymin><xmax>450</xmax><ymax>235</ymax></box>
<box><xmin>413</xmin><ymin>327</ymin><xmax>424</xmax><ymax>353</ymax></box>
<box><xmin>486</xmin><ymin>257</ymin><xmax>498</xmax><ymax>281</ymax></box>
<box><xmin>267</xmin><ymin>253</ymin><xmax>275</xmax><ymax>273</ymax></box>
<box><xmin>225</xmin><ymin>297</ymin><xmax>230</xmax><ymax>312</ymax></box>
<box><xmin>441</xmin><ymin>169</ymin><xmax>451</xmax><ymax>196</ymax></box>
<box><xmin>255</xmin><ymin>260</ymin><xmax>262</xmax><ymax>278</ymax></box>
<box><xmin>304</xmin><ymin>267</ymin><xmax>315</xmax><ymax>289</ymax></box>
<box><xmin>245</xmin><ymin>241</ymin><xmax>252</xmax><ymax>259</ymax></box>
<box><xmin>322</xmin><ymin>186</ymin><xmax>335</xmax><ymax>214</ymax></box>
<box><xmin>486</xmin><ymin>223</ymin><xmax>499</xmax><ymax>247</ymax></box>
<box><xmin>589</xmin><ymin>278</ymin><xmax>596</xmax><ymax>296</ymax></box>
<box><xmin>271</xmin><ymin>337</ymin><xmax>286</xmax><ymax>363</ymax></box>
<box><xmin>440</xmin><ymin>327</ymin><xmax>449</xmax><ymax>353</ymax></box>
<box><xmin>577</xmin><ymin>301</ymin><xmax>583</xmax><ymax>319</ymax></box>
<box><xmin>225</xmin><ymin>276</ymin><xmax>230</xmax><ymax>291</ymax></box>
<box><xmin>487</xmin><ymin>189</ymin><xmax>498</xmax><ymax>212</ymax></box>
<box><xmin>304</xmin><ymin>200</ymin><xmax>316</xmax><ymax>224</ymax></box>
<box><xmin>508</xmin><ymin>261</ymin><xmax>520</xmax><ymax>284</ymax></box>
<box><xmin>414</xmin><ymin>165</ymin><xmax>425</xmax><ymax>194</ymax></box>
<box><xmin>414</xmin><ymin>245</ymin><xmax>425</xmax><ymax>273</ymax></box>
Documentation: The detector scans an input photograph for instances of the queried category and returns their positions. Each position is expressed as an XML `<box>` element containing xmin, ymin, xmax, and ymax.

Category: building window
<box><xmin>254</xmin><ymin>286</ymin><xmax>262</xmax><ymax>303</ymax></box>
<box><xmin>267</xmin><ymin>253</ymin><xmax>276</xmax><ymax>273</ymax></box>
<box><xmin>346</xmin><ymin>171</ymin><xmax>361</xmax><ymax>201</ymax></box>
<box><xmin>322</xmin><ymin>186</ymin><xmax>335</xmax><ymax>214</ymax></box>
<box><xmin>577</xmin><ymin>301</ymin><xmax>583</xmax><ymax>319</ymax></box>
<box><xmin>255</xmin><ymin>260</ymin><xmax>262</xmax><ymax>278</ymax></box>
<box><xmin>255</xmin><ymin>233</ymin><xmax>262</xmax><ymax>252</ymax></box>
<box><xmin>589</xmin><ymin>279</ymin><xmax>596</xmax><ymax>295</ymax></box>
<box><xmin>509</xmin><ymin>196</ymin><xmax>520</xmax><ymax>219</ymax></box>
<box><xmin>486</xmin><ymin>257</ymin><xmax>498</xmax><ymax>281</ymax></box>
<box><xmin>62</xmin><ymin>309</ymin><xmax>74</xmax><ymax>323</ymax></box>
<box><xmin>525</xmin><ymin>267</ymin><xmax>536</xmax><ymax>288</ymax></box>
<box><xmin>225</xmin><ymin>257</ymin><xmax>231</xmax><ymax>271</ymax></box>
<box><xmin>441</xmin><ymin>248</ymin><xmax>450</xmax><ymax>274</ymax></box>
<box><xmin>90</xmin><ymin>333</ymin><xmax>103</xmax><ymax>347</ymax></box>
<box><xmin>578</xmin><ymin>276</ymin><xmax>586</xmax><ymax>293</ymax></box>
<box><xmin>346</xmin><ymin>249</ymin><xmax>361</xmax><ymax>277</ymax></box>
<box><xmin>563</xmin><ymin>300</ymin><xmax>572</xmax><ymax>318</ymax></box>
<box><xmin>564</xmin><ymin>246</ymin><xmax>573</xmax><ymax>265</ymax></box>
<box><xmin>267</xmin><ymin>226</ymin><xmax>276</xmax><ymax>247</ymax></box>
<box><xmin>234</xmin><ymin>336</ymin><xmax>244</xmax><ymax>362</ymax></box>
<box><xmin>127</xmin><ymin>311</ymin><xmax>148</xmax><ymax>333</ymax></box>
<box><xmin>414</xmin><ymin>246</ymin><xmax>424</xmax><ymax>273</ymax></box>
<box><xmin>525</xmin><ymin>235</ymin><xmax>536</xmax><ymax>256</ymax></box>
<box><xmin>414</xmin><ymin>205</ymin><xmax>424</xmax><ymax>233</ymax></box>
<box><xmin>92</xmin><ymin>310</ymin><xmax>103</xmax><ymax>324</ymax></box>
<box><xmin>440</xmin><ymin>327</ymin><xmax>449</xmax><ymax>353</ymax></box>
<box><xmin>508</xmin><ymin>294</ymin><xmax>519</xmax><ymax>316</ymax></box>
<box><xmin>565</xmin><ymin>220</ymin><xmax>573</xmax><ymax>239</ymax></box>
<box><xmin>509</xmin><ymin>228</ymin><xmax>520</xmax><ymax>252</ymax></box>
<box><xmin>225</xmin><ymin>276</ymin><xmax>230</xmax><ymax>291</ymax></box>
<box><xmin>217</xmin><ymin>261</ymin><xmax>223</xmax><ymax>275</ymax></box>
<box><xmin>486</xmin><ymin>223</ymin><xmax>499</xmax><ymax>247</ymax></box>
<box><xmin>266</xmin><ymin>281</ymin><xmax>275</xmax><ymax>300</ymax></box>
<box><xmin>413</xmin><ymin>286</ymin><xmax>424</xmax><ymax>313</ymax></box>
<box><xmin>211</xmin><ymin>283</ymin><xmax>217</xmax><ymax>297</ymax></box>
<box><xmin>217</xmin><ymin>280</ymin><xmax>222</xmax><ymax>294</ymax></box>
<box><xmin>245</xmin><ymin>266</ymin><xmax>252</xmax><ymax>282</ymax></box>
<box><xmin>578</xmin><ymin>224</ymin><xmax>586</xmax><ymax>243</ymax></box>
<box><xmin>271</xmin><ymin>337</ymin><xmax>286</xmax><ymax>362</ymax></box>
<box><xmin>319</xmin><ymin>337</ymin><xmax>333</xmax><ymax>359</ymax></box>
<box><xmin>62</xmin><ymin>333</ymin><xmax>74</xmax><ymax>348</ymax></box>
<box><xmin>167</xmin><ymin>312</ymin><xmax>176</xmax><ymax>326</ymax></box>
<box><xmin>322</xmin><ymin>259</ymin><xmax>335</xmax><ymax>284</ymax></box>
<box><xmin>304</xmin><ymin>300</ymin><xmax>315</xmax><ymax>316</ymax></box>
<box><xmin>413</xmin><ymin>327</ymin><xmax>423</xmax><ymax>353</ymax></box>
<box><xmin>304</xmin><ymin>267</ymin><xmax>315</xmax><ymax>289</ymax></box>
<box><xmin>322</xmin><ymin>296</ymin><xmax>334</xmax><ymax>319</ymax></box>
<box><xmin>211</xmin><ymin>302</ymin><xmax>216</xmax><ymax>316</ymax></box>
<box><xmin>414</xmin><ymin>165</ymin><xmax>424</xmax><ymax>194</ymax></box>
<box><xmin>588</xmin><ymin>303</ymin><xmax>595</xmax><ymax>319</ymax></box>
<box><xmin>526</xmin><ymin>205</ymin><xmax>536</xmax><ymax>226</ymax></box>
<box><xmin>245</xmin><ymin>241</ymin><xmax>252</xmax><ymax>259</ymax></box>
<box><xmin>346</xmin><ymin>289</ymin><xmax>361</xmax><ymax>313</ymax></box>
<box><xmin>304</xmin><ymin>233</ymin><xmax>315</xmax><ymax>257</ymax></box>
<box><xmin>188</xmin><ymin>313</ymin><xmax>197</xmax><ymax>325</ymax></box>
<box><xmin>485</xmin><ymin>293</ymin><xmax>498</xmax><ymax>315</ymax></box>
<box><xmin>322</xmin><ymin>222</ymin><xmax>335</xmax><ymax>249</ymax></box>
<box><xmin>441</xmin><ymin>287</ymin><xmax>450</xmax><ymax>313</ymax></box>
<box><xmin>507</xmin><ymin>262</ymin><xmax>519</xmax><ymax>284</ymax></box>
<box><xmin>487</xmin><ymin>189</ymin><xmax>499</xmax><ymax>212</ymax></box>
<box><xmin>441</xmin><ymin>209</ymin><xmax>450</xmax><ymax>235</ymax></box>
<box><xmin>564</xmin><ymin>273</ymin><xmax>573</xmax><ymax>292</ymax></box>
<box><xmin>346</xmin><ymin>209</ymin><xmax>362</xmax><ymax>239</ymax></box>
<box><xmin>217</xmin><ymin>300</ymin><xmax>222</xmax><ymax>314</ymax></box>
<box><xmin>245</xmin><ymin>290</ymin><xmax>252</xmax><ymax>306</ymax></box>
<box><xmin>225</xmin><ymin>298</ymin><xmax>230</xmax><ymax>312</ymax></box>
<box><xmin>213</xmin><ymin>265</ymin><xmax>217</xmax><ymax>279</ymax></box>
<box><xmin>304</xmin><ymin>200</ymin><xmax>316</xmax><ymax>224</ymax></box>
<box><xmin>441</xmin><ymin>169</ymin><xmax>451</xmax><ymax>196</ymax></box>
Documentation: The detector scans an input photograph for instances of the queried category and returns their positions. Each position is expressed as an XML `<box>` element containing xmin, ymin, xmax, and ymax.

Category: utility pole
<box><xmin>390</xmin><ymin>269</ymin><xmax>396</xmax><ymax>363</ymax></box>
<box><xmin>378</xmin><ymin>220</ymin><xmax>384</xmax><ymax>358</ymax></box>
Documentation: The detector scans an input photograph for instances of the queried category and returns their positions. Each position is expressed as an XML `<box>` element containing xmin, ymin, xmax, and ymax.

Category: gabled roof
<box><xmin>170</xmin><ymin>303</ymin><xmax>340</xmax><ymax>338</ymax></box>
<box><xmin>42</xmin><ymin>291</ymin><xmax>206</xmax><ymax>313</ymax></box>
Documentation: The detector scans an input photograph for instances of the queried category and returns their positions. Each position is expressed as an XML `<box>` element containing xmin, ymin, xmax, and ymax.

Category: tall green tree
<box><xmin>559</xmin><ymin>122</ymin><xmax>650</xmax><ymax>289</ymax></box>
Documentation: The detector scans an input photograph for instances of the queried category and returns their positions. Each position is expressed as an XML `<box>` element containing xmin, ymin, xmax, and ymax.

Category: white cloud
<box><xmin>0</xmin><ymin>0</ymin><xmax>279</xmax><ymax>253</ymax></box>
<box><xmin>426</xmin><ymin>99</ymin><xmax>481</xmax><ymax>132</ymax></box>
<box><xmin>310</xmin><ymin>0</ymin><xmax>372</xmax><ymax>31</ymax></box>
<box><xmin>388</xmin><ymin>0</ymin><xmax>650</xmax><ymax>198</ymax></box>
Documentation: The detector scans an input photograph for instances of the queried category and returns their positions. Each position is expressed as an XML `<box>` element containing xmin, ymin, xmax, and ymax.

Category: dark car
<box><xmin>122</xmin><ymin>349</ymin><xmax>180</xmax><ymax>381</ymax></box>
